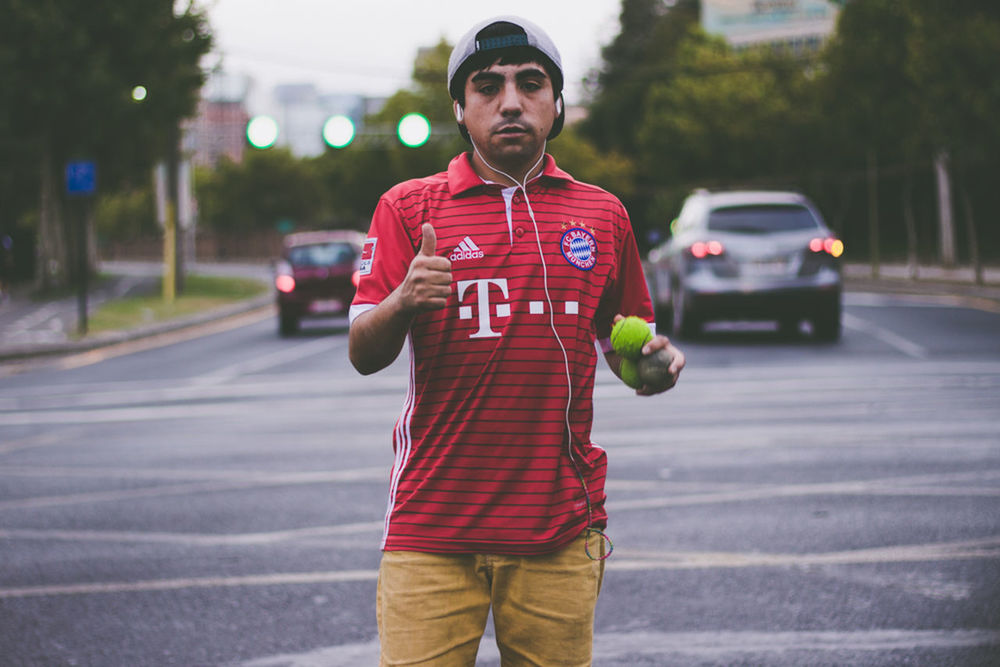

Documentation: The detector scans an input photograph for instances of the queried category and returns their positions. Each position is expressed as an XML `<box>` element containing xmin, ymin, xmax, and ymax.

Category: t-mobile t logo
<box><xmin>457</xmin><ymin>278</ymin><xmax>509</xmax><ymax>338</ymax></box>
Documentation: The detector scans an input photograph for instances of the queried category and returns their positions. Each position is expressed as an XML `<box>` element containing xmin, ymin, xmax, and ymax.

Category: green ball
<box><xmin>637</xmin><ymin>347</ymin><xmax>675</xmax><ymax>392</ymax></box>
<box><xmin>611</xmin><ymin>316</ymin><xmax>652</xmax><ymax>361</ymax></box>
<box><xmin>619</xmin><ymin>357</ymin><xmax>643</xmax><ymax>389</ymax></box>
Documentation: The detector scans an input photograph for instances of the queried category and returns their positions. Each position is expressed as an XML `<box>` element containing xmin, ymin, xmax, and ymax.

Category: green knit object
<box><xmin>611</xmin><ymin>316</ymin><xmax>652</xmax><ymax>361</ymax></box>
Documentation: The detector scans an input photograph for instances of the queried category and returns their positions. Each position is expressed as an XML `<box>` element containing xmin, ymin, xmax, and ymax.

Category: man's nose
<box><xmin>498</xmin><ymin>82</ymin><xmax>523</xmax><ymax>114</ymax></box>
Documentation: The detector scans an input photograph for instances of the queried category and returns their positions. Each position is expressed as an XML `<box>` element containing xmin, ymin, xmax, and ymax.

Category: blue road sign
<box><xmin>66</xmin><ymin>161</ymin><xmax>97</xmax><ymax>195</ymax></box>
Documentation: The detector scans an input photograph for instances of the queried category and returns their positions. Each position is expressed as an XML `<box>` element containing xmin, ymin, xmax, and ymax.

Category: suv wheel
<box><xmin>672</xmin><ymin>284</ymin><xmax>700</xmax><ymax>339</ymax></box>
<box><xmin>279</xmin><ymin>310</ymin><xmax>299</xmax><ymax>337</ymax></box>
<box><xmin>812</xmin><ymin>298</ymin><xmax>841</xmax><ymax>342</ymax></box>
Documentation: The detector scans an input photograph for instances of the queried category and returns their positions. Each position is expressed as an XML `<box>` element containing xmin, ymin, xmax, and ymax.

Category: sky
<box><xmin>203</xmin><ymin>0</ymin><xmax>625</xmax><ymax>113</ymax></box>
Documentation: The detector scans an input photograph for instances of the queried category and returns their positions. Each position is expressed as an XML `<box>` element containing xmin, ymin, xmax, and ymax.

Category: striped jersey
<box><xmin>350</xmin><ymin>153</ymin><xmax>653</xmax><ymax>555</ymax></box>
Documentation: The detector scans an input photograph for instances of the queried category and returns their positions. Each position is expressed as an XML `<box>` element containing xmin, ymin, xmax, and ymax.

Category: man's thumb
<box><xmin>419</xmin><ymin>223</ymin><xmax>437</xmax><ymax>257</ymax></box>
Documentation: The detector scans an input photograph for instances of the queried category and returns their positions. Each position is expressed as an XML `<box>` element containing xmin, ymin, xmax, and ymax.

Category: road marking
<box><xmin>191</xmin><ymin>335</ymin><xmax>346</xmax><ymax>385</ymax></box>
<box><xmin>609</xmin><ymin>469</ymin><xmax>1000</xmax><ymax>511</ymax></box>
<box><xmin>1</xmin><ymin>538</ymin><xmax>996</xmax><ymax>599</ymax></box>
<box><xmin>847</xmin><ymin>290</ymin><xmax>1000</xmax><ymax>314</ymax></box>
<box><xmin>0</xmin><ymin>570</ymin><xmax>377</xmax><ymax>599</ymax></box>
<box><xmin>237</xmin><ymin>629</ymin><xmax>1000</xmax><ymax>666</ymax></box>
<box><xmin>0</xmin><ymin>426</ymin><xmax>87</xmax><ymax>455</ymax></box>
<box><xmin>1</xmin><ymin>466</ymin><xmax>995</xmax><ymax>512</ymax></box>
<box><xmin>0</xmin><ymin>398</ymin><xmax>327</xmax><ymax>426</ymax></box>
<box><xmin>591</xmin><ymin>629</ymin><xmax>1000</xmax><ymax>659</ymax></box>
<box><xmin>53</xmin><ymin>305</ymin><xmax>275</xmax><ymax>370</ymax></box>
<box><xmin>842</xmin><ymin>312</ymin><xmax>930</xmax><ymax>359</ymax></box>
<box><xmin>0</xmin><ymin>521</ymin><xmax>383</xmax><ymax>546</ymax></box>
<box><xmin>610</xmin><ymin>536</ymin><xmax>1000</xmax><ymax>571</ymax></box>
<box><xmin>0</xmin><ymin>466</ymin><xmax>387</xmax><ymax>511</ymax></box>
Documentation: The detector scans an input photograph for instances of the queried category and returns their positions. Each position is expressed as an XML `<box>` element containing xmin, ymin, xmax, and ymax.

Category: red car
<box><xmin>274</xmin><ymin>230</ymin><xmax>365</xmax><ymax>336</ymax></box>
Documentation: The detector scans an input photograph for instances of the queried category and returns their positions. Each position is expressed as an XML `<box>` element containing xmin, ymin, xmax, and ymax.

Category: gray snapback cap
<box><xmin>447</xmin><ymin>16</ymin><xmax>563</xmax><ymax>99</ymax></box>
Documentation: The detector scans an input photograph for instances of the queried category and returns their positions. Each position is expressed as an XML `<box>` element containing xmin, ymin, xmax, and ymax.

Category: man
<box><xmin>349</xmin><ymin>15</ymin><xmax>685</xmax><ymax>666</ymax></box>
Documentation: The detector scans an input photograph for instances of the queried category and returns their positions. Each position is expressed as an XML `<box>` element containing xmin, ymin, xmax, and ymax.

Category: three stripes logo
<box><xmin>449</xmin><ymin>236</ymin><xmax>484</xmax><ymax>262</ymax></box>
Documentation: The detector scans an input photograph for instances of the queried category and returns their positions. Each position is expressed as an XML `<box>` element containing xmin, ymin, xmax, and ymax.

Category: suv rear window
<box><xmin>707</xmin><ymin>204</ymin><xmax>819</xmax><ymax>233</ymax></box>
<box><xmin>288</xmin><ymin>243</ymin><xmax>356</xmax><ymax>267</ymax></box>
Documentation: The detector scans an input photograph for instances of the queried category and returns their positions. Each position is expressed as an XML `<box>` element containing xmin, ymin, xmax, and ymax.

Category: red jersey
<box><xmin>350</xmin><ymin>153</ymin><xmax>653</xmax><ymax>555</ymax></box>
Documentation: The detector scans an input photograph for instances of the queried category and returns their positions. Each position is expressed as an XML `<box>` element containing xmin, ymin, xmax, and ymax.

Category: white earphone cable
<box><xmin>469</xmin><ymin>138</ymin><xmax>612</xmax><ymax>560</ymax></box>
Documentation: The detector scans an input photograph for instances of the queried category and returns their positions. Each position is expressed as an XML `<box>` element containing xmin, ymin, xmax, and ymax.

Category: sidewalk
<box><xmin>0</xmin><ymin>260</ymin><xmax>274</xmax><ymax>362</ymax></box>
<box><xmin>1</xmin><ymin>260</ymin><xmax>997</xmax><ymax>363</ymax></box>
<box><xmin>842</xmin><ymin>262</ymin><xmax>1000</xmax><ymax>311</ymax></box>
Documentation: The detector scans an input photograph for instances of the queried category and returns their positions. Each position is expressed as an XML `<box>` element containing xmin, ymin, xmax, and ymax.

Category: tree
<box><xmin>0</xmin><ymin>0</ymin><xmax>211</xmax><ymax>290</ymax></box>
<box><xmin>905</xmin><ymin>0</ymin><xmax>1000</xmax><ymax>277</ymax></box>
<box><xmin>197</xmin><ymin>148</ymin><xmax>324</xmax><ymax>233</ymax></box>
<box><xmin>583</xmin><ymin>0</ymin><xmax>701</xmax><ymax>154</ymax></box>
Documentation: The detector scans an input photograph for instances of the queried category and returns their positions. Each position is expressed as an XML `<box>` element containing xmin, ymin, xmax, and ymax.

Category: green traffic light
<box><xmin>397</xmin><ymin>113</ymin><xmax>430</xmax><ymax>148</ymax></box>
<box><xmin>247</xmin><ymin>116</ymin><xmax>279</xmax><ymax>149</ymax></box>
<box><xmin>323</xmin><ymin>115</ymin><xmax>355</xmax><ymax>149</ymax></box>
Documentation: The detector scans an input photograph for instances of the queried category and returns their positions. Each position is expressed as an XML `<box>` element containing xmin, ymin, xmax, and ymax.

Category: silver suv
<box><xmin>646</xmin><ymin>189</ymin><xmax>843</xmax><ymax>340</ymax></box>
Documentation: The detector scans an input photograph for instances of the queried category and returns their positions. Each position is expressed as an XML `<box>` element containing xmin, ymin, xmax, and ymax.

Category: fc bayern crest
<box><xmin>560</xmin><ymin>228</ymin><xmax>597</xmax><ymax>271</ymax></box>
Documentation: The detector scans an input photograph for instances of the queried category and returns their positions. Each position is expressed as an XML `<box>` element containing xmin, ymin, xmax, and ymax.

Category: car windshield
<box><xmin>707</xmin><ymin>204</ymin><xmax>820</xmax><ymax>234</ymax></box>
<box><xmin>288</xmin><ymin>242</ymin><xmax>356</xmax><ymax>267</ymax></box>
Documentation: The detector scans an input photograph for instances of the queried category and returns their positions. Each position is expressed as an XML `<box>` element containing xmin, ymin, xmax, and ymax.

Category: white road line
<box><xmin>610</xmin><ymin>536</ymin><xmax>1000</xmax><ymax>571</ymax></box>
<box><xmin>0</xmin><ymin>397</ymin><xmax>345</xmax><ymax>426</ymax></box>
<box><xmin>237</xmin><ymin>629</ymin><xmax>1000</xmax><ymax>666</ymax></box>
<box><xmin>191</xmin><ymin>335</ymin><xmax>346</xmax><ymax>385</ymax></box>
<box><xmin>0</xmin><ymin>467</ymin><xmax>387</xmax><ymax>511</ymax></box>
<box><xmin>3</xmin><ymin>538</ymin><xmax>997</xmax><ymax>600</ymax></box>
<box><xmin>590</xmin><ymin>629</ymin><xmax>1000</xmax><ymax>659</ymax></box>
<box><xmin>0</xmin><ymin>521</ymin><xmax>383</xmax><ymax>546</ymax></box>
<box><xmin>0</xmin><ymin>570</ymin><xmax>377</xmax><ymax>599</ymax></box>
<box><xmin>0</xmin><ymin>464</ymin><xmax>387</xmax><ymax>482</ymax></box>
<box><xmin>609</xmin><ymin>468</ymin><xmax>1000</xmax><ymax>511</ymax></box>
<box><xmin>53</xmin><ymin>306</ymin><xmax>274</xmax><ymax>370</ymax></box>
<box><xmin>842</xmin><ymin>312</ymin><xmax>930</xmax><ymax>359</ymax></box>
<box><xmin>1</xmin><ymin>467</ymin><xmax>995</xmax><ymax>512</ymax></box>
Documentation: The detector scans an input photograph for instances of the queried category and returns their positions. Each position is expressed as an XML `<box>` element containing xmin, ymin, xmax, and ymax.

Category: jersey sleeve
<box><xmin>594</xmin><ymin>205</ymin><xmax>654</xmax><ymax>350</ymax></box>
<box><xmin>350</xmin><ymin>196</ymin><xmax>419</xmax><ymax>320</ymax></box>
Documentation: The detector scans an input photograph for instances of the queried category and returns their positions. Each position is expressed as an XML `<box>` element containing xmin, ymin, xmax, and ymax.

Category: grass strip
<box><xmin>83</xmin><ymin>274</ymin><xmax>268</xmax><ymax>336</ymax></box>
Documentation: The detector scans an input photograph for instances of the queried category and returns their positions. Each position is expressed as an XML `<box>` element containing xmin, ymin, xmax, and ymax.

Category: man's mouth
<box><xmin>496</xmin><ymin>125</ymin><xmax>529</xmax><ymax>135</ymax></box>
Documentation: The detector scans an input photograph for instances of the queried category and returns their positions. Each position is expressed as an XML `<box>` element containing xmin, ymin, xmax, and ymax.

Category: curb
<box><xmin>0</xmin><ymin>293</ymin><xmax>275</xmax><ymax>363</ymax></box>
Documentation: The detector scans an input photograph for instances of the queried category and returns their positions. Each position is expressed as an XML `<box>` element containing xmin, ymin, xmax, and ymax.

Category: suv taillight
<box><xmin>689</xmin><ymin>240</ymin><xmax>725</xmax><ymax>259</ymax></box>
<box><xmin>809</xmin><ymin>237</ymin><xmax>844</xmax><ymax>258</ymax></box>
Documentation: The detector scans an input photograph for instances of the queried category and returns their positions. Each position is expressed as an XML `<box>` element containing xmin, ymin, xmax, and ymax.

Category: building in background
<box><xmin>702</xmin><ymin>0</ymin><xmax>840</xmax><ymax>53</ymax></box>
<box><xmin>185</xmin><ymin>71</ymin><xmax>252</xmax><ymax>167</ymax></box>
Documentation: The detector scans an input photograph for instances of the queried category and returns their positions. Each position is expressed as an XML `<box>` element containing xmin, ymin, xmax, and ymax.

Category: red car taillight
<box><xmin>275</xmin><ymin>274</ymin><xmax>296</xmax><ymax>293</ymax></box>
<box><xmin>809</xmin><ymin>237</ymin><xmax>844</xmax><ymax>258</ymax></box>
<box><xmin>689</xmin><ymin>240</ymin><xmax>725</xmax><ymax>259</ymax></box>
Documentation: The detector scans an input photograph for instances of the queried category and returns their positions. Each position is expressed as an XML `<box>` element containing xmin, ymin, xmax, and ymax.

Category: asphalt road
<box><xmin>0</xmin><ymin>292</ymin><xmax>998</xmax><ymax>666</ymax></box>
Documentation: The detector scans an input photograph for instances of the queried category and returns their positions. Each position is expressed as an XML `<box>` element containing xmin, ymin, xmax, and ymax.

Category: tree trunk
<box><xmin>36</xmin><ymin>139</ymin><xmax>68</xmax><ymax>291</ymax></box>
<box><xmin>901</xmin><ymin>166</ymin><xmax>919</xmax><ymax>280</ymax></box>
<box><xmin>957</xmin><ymin>176</ymin><xmax>982</xmax><ymax>286</ymax></box>
<box><xmin>934</xmin><ymin>151</ymin><xmax>956</xmax><ymax>268</ymax></box>
<box><xmin>866</xmin><ymin>150</ymin><xmax>880</xmax><ymax>279</ymax></box>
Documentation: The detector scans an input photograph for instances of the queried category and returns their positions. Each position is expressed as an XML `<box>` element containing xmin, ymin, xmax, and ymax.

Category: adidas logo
<box><xmin>449</xmin><ymin>236</ymin><xmax>485</xmax><ymax>261</ymax></box>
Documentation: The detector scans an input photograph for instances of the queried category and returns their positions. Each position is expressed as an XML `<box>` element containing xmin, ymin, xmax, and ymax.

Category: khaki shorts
<box><xmin>377</xmin><ymin>532</ymin><xmax>606</xmax><ymax>666</ymax></box>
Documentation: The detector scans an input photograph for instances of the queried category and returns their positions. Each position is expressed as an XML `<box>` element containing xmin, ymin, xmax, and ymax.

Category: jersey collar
<box><xmin>447</xmin><ymin>152</ymin><xmax>574</xmax><ymax>196</ymax></box>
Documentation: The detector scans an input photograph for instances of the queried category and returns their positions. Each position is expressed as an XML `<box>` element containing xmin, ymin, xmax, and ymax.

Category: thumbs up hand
<box><xmin>418</xmin><ymin>222</ymin><xmax>438</xmax><ymax>257</ymax></box>
<box><xmin>399</xmin><ymin>223</ymin><xmax>452</xmax><ymax>312</ymax></box>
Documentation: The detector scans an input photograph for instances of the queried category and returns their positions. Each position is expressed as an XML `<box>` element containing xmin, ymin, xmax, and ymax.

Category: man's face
<box><xmin>460</xmin><ymin>60</ymin><xmax>557</xmax><ymax>174</ymax></box>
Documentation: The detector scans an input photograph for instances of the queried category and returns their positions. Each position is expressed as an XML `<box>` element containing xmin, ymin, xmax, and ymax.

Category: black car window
<box><xmin>707</xmin><ymin>205</ymin><xmax>820</xmax><ymax>233</ymax></box>
<box><xmin>288</xmin><ymin>243</ymin><xmax>356</xmax><ymax>267</ymax></box>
